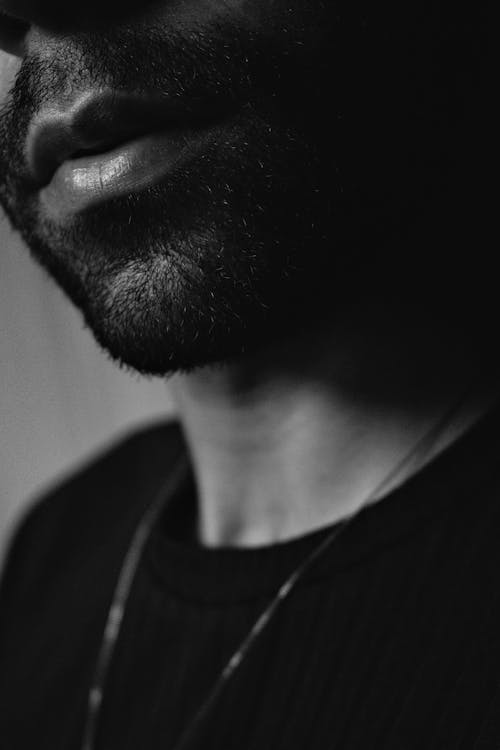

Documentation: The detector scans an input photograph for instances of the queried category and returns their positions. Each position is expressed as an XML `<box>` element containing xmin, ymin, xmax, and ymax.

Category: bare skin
<box><xmin>0</xmin><ymin>4</ymin><xmax>494</xmax><ymax>549</ymax></box>
<box><xmin>170</xmin><ymin>302</ymin><xmax>497</xmax><ymax>547</ymax></box>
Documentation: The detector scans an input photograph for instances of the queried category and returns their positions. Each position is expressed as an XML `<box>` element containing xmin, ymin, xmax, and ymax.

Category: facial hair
<box><xmin>0</xmin><ymin>6</ymin><xmax>481</xmax><ymax>376</ymax></box>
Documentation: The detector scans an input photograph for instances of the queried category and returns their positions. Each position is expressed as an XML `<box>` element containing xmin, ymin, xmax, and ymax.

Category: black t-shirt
<box><xmin>2</xmin><ymin>413</ymin><xmax>500</xmax><ymax>749</ymax></box>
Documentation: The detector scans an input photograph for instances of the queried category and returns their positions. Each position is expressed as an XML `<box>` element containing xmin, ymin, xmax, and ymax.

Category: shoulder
<box><xmin>0</xmin><ymin>418</ymin><xmax>184</xmax><ymax>618</ymax></box>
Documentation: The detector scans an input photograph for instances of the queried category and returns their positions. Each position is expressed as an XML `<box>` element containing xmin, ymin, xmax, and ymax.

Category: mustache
<box><xmin>0</xmin><ymin>21</ymin><xmax>264</xmax><ymax>185</ymax></box>
<box><xmin>0</xmin><ymin>15</ymin><xmax>332</xmax><ymax>197</ymax></box>
<box><xmin>3</xmin><ymin>17</ymin><xmax>316</xmax><ymax>118</ymax></box>
<box><xmin>11</xmin><ymin>29</ymin><xmax>245</xmax><ymax>106</ymax></box>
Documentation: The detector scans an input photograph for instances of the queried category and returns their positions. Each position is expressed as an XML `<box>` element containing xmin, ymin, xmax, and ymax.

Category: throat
<box><xmin>168</xmin><ymin>324</ymin><xmax>499</xmax><ymax>549</ymax></box>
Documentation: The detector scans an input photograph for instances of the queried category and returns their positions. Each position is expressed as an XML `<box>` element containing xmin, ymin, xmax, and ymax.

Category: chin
<box><xmin>1</xmin><ymin>105</ymin><xmax>346</xmax><ymax>376</ymax></box>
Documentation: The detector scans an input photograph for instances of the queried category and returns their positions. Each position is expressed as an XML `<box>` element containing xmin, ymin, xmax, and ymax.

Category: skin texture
<box><xmin>0</xmin><ymin>2</ymin><xmax>495</xmax><ymax>544</ymax></box>
<box><xmin>0</xmin><ymin>2</ymin><xmax>484</xmax><ymax>376</ymax></box>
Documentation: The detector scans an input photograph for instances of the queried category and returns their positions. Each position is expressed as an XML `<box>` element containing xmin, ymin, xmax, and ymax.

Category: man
<box><xmin>0</xmin><ymin>0</ymin><xmax>496</xmax><ymax>748</ymax></box>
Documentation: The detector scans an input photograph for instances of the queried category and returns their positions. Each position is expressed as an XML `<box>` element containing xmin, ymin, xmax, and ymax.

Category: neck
<box><xmin>169</xmin><ymin>302</ymin><xmax>497</xmax><ymax>547</ymax></box>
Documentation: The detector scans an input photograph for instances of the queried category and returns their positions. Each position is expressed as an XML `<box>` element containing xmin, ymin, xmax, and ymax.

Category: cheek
<box><xmin>147</xmin><ymin>0</ymin><xmax>328</xmax><ymax>46</ymax></box>
<box><xmin>140</xmin><ymin>0</ymin><xmax>264</xmax><ymax>34</ymax></box>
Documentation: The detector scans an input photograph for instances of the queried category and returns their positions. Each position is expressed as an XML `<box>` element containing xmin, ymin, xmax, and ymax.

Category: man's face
<box><xmin>0</xmin><ymin>2</ymin><xmax>467</xmax><ymax>375</ymax></box>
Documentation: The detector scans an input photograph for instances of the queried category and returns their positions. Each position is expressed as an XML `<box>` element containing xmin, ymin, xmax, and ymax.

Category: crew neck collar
<box><xmin>145</xmin><ymin>404</ymin><xmax>500</xmax><ymax>604</ymax></box>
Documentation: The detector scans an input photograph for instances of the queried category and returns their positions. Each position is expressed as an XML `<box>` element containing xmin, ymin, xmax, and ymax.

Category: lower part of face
<box><xmin>0</xmin><ymin>3</ymin><xmax>480</xmax><ymax>376</ymax></box>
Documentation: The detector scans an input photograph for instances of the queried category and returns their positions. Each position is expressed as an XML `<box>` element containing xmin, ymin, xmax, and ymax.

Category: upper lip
<box><xmin>26</xmin><ymin>89</ymin><xmax>230</xmax><ymax>187</ymax></box>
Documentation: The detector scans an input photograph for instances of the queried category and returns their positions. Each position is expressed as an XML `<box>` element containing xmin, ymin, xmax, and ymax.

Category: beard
<box><xmin>0</xmin><ymin>18</ymin><xmax>350</xmax><ymax>377</ymax></box>
<box><xmin>0</xmin><ymin>6</ymin><xmax>479</xmax><ymax>376</ymax></box>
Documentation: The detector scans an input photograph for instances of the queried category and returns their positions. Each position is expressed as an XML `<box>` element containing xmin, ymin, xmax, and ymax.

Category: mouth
<box><xmin>25</xmin><ymin>89</ymin><xmax>234</xmax><ymax>220</ymax></box>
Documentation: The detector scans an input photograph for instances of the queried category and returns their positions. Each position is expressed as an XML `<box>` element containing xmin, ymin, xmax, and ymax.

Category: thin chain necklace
<box><xmin>81</xmin><ymin>400</ymin><xmax>468</xmax><ymax>750</ymax></box>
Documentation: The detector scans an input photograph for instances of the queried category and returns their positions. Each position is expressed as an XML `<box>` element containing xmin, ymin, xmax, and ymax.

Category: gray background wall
<box><xmin>0</xmin><ymin>213</ymin><xmax>175</xmax><ymax>559</ymax></box>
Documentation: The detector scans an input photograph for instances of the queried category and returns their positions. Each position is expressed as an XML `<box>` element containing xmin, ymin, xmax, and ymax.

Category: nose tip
<box><xmin>0</xmin><ymin>10</ymin><xmax>28</xmax><ymax>56</ymax></box>
<box><xmin>0</xmin><ymin>0</ymin><xmax>58</xmax><ymax>29</ymax></box>
<box><xmin>0</xmin><ymin>0</ymin><xmax>158</xmax><ymax>38</ymax></box>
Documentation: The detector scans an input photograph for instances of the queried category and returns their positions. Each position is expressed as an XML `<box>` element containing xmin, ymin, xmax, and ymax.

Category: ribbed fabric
<box><xmin>2</xmin><ymin>411</ymin><xmax>500</xmax><ymax>749</ymax></box>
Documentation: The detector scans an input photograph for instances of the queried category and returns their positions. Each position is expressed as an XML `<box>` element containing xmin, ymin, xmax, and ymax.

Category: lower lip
<box><xmin>39</xmin><ymin>128</ymin><xmax>207</xmax><ymax>221</ymax></box>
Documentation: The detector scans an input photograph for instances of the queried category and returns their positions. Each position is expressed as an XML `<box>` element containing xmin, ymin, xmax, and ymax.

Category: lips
<box><xmin>23</xmin><ymin>88</ymin><xmax>235</xmax><ymax>220</ymax></box>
